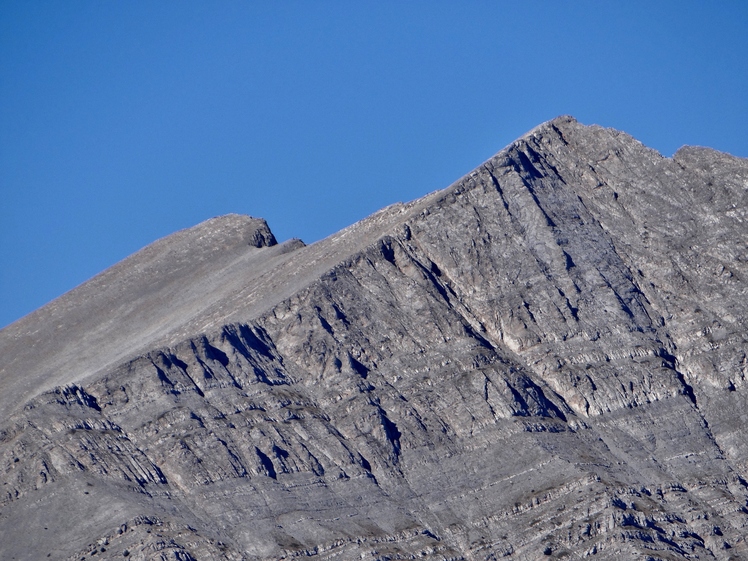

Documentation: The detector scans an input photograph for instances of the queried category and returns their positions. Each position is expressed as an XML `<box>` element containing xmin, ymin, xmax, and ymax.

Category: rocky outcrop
<box><xmin>2</xmin><ymin>116</ymin><xmax>748</xmax><ymax>560</ymax></box>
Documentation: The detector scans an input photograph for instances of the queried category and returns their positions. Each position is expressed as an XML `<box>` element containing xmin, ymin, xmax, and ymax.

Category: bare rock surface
<box><xmin>2</xmin><ymin>116</ymin><xmax>748</xmax><ymax>560</ymax></box>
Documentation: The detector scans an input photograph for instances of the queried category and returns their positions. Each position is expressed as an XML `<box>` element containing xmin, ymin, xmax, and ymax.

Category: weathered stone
<box><xmin>1</xmin><ymin>116</ymin><xmax>748</xmax><ymax>560</ymax></box>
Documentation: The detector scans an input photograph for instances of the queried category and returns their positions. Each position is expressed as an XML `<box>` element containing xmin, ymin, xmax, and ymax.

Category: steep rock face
<box><xmin>2</xmin><ymin>116</ymin><xmax>748</xmax><ymax>560</ymax></box>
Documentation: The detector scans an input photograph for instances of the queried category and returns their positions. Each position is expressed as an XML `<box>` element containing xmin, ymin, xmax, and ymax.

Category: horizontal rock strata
<box><xmin>2</xmin><ymin>116</ymin><xmax>748</xmax><ymax>560</ymax></box>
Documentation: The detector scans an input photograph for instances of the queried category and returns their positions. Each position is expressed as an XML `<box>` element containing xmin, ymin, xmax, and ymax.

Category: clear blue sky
<box><xmin>1</xmin><ymin>1</ymin><xmax>747</xmax><ymax>328</ymax></box>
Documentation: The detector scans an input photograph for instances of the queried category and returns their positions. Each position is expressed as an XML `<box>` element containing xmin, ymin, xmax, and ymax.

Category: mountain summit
<box><xmin>2</xmin><ymin>116</ymin><xmax>748</xmax><ymax>560</ymax></box>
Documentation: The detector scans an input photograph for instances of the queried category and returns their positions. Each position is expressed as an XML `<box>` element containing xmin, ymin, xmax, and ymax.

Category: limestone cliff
<box><xmin>2</xmin><ymin>116</ymin><xmax>747</xmax><ymax>560</ymax></box>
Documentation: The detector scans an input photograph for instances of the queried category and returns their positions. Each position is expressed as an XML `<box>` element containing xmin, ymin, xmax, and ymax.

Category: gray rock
<box><xmin>2</xmin><ymin>116</ymin><xmax>748</xmax><ymax>560</ymax></box>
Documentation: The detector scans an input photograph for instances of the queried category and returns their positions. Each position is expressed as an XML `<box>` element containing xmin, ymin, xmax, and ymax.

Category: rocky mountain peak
<box><xmin>194</xmin><ymin>213</ymin><xmax>278</xmax><ymax>248</ymax></box>
<box><xmin>2</xmin><ymin>117</ymin><xmax>747</xmax><ymax>560</ymax></box>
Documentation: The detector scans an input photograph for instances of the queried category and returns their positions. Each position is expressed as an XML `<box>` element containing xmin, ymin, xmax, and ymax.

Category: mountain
<box><xmin>2</xmin><ymin>116</ymin><xmax>748</xmax><ymax>560</ymax></box>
